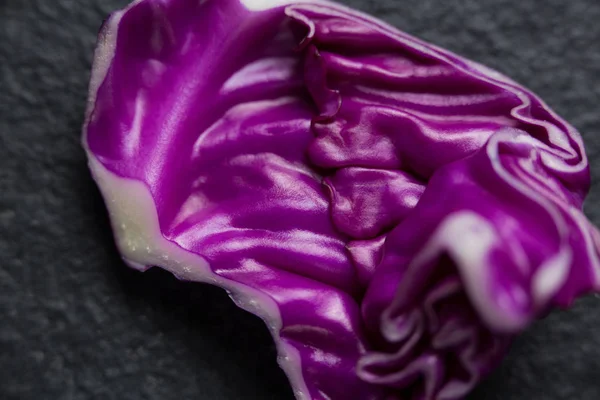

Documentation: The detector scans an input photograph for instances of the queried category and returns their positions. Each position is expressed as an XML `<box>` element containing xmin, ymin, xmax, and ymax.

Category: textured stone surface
<box><xmin>1</xmin><ymin>0</ymin><xmax>599</xmax><ymax>399</ymax></box>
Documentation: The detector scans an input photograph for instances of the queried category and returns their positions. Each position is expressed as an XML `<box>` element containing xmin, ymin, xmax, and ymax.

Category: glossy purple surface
<box><xmin>84</xmin><ymin>0</ymin><xmax>600</xmax><ymax>399</ymax></box>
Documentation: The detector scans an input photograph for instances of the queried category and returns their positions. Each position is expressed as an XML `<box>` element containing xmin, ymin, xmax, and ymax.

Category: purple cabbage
<box><xmin>83</xmin><ymin>0</ymin><xmax>600</xmax><ymax>399</ymax></box>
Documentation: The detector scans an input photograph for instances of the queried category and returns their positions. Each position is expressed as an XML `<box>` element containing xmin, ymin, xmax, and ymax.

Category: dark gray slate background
<box><xmin>1</xmin><ymin>0</ymin><xmax>600</xmax><ymax>399</ymax></box>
